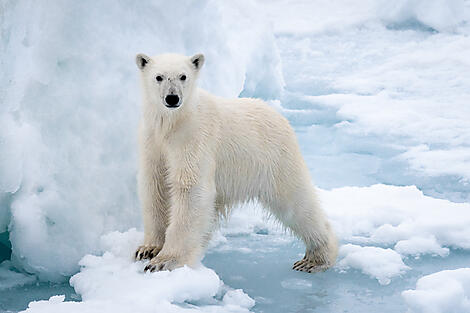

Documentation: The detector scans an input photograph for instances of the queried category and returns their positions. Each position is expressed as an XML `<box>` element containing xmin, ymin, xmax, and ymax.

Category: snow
<box><xmin>22</xmin><ymin>229</ymin><xmax>255</xmax><ymax>313</ymax></box>
<box><xmin>394</xmin><ymin>236</ymin><xmax>450</xmax><ymax>257</ymax></box>
<box><xmin>321</xmin><ymin>184</ymin><xmax>470</xmax><ymax>251</ymax></box>
<box><xmin>259</xmin><ymin>0</ymin><xmax>467</xmax><ymax>34</ymax></box>
<box><xmin>402</xmin><ymin>268</ymin><xmax>470</xmax><ymax>313</ymax></box>
<box><xmin>1</xmin><ymin>0</ymin><xmax>470</xmax><ymax>312</ymax></box>
<box><xmin>337</xmin><ymin>244</ymin><xmax>409</xmax><ymax>285</ymax></box>
<box><xmin>223</xmin><ymin>290</ymin><xmax>255</xmax><ymax>310</ymax></box>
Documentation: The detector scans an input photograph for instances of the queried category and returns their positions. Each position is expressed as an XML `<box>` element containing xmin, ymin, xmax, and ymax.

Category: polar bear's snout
<box><xmin>162</xmin><ymin>84</ymin><xmax>182</xmax><ymax>108</ymax></box>
<box><xmin>164</xmin><ymin>94</ymin><xmax>180</xmax><ymax>108</ymax></box>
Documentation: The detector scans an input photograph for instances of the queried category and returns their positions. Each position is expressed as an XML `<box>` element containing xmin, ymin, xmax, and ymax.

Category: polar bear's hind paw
<box><xmin>293</xmin><ymin>257</ymin><xmax>330</xmax><ymax>273</ymax></box>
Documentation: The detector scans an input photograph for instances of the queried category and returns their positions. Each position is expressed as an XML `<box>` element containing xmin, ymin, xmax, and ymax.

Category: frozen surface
<box><xmin>1</xmin><ymin>0</ymin><xmax>470</xmax><ymax>312</ymax></box>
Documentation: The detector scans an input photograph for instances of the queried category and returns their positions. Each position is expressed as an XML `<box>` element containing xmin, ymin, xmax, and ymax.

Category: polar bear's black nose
<box><xmin>164</xmin><ymin>95</ymin><xmax>180</xmax><ymax>107</ymax></box>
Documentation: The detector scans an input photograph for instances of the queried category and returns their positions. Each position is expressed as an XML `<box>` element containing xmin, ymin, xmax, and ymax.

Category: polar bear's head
<box><xmin>136</xmin><ymin>53</ymin><xmax>204</xmax><ymax>112</ymax></box>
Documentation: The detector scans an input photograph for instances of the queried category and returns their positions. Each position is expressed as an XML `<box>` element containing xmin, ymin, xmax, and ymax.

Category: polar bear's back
<box><xmin>201</xmin><ymin>91</ymin><xmax>313</xmax><ymax>211</ymax></box>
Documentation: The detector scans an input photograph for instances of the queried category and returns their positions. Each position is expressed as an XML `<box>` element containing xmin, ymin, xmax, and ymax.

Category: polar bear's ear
<box><xmin>136</xmin><ymin>53</ymin><xmax>151</xmax><ymax>70</ymax></box>
<box><xmin>190</xmin><ymin>53</ymin><xmax>205</xmax><ymax>71</ymax></box>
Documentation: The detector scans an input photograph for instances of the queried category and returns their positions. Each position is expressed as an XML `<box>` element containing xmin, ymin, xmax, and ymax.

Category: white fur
<box><xmin>134</xmin><ymin>53</ymin><xmax>338</xmax><ymax>273</ymax></box>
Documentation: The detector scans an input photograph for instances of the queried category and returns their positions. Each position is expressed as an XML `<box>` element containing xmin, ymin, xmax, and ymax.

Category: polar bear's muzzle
<box><xmin>164</xmin><ymin>94</ymin><xmax>180</xmax><ymax>108</ymax></box>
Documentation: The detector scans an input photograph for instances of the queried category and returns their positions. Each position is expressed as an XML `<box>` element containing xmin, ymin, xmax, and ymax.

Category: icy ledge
<box><xmin>21</xmin><ymin>229</ymin><xmax>255</xmax><ymax>313</ymax></box>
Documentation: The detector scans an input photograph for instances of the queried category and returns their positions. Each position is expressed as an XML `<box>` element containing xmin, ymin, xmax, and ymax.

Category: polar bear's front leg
<box><xmin>135</xmin><ymin>155</ymin><xmax>170</xmax><ymax>261</ymax></box>
<box><xmin>144</xmin><ymin>175</ymin><xmax>216</xmax><ymax>272</ymax></box>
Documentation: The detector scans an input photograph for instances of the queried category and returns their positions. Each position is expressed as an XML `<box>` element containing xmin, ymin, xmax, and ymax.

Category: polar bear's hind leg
<box><xmin>266</xmin><ymin>183</ymin><xmax>338</xmax><ymax>273</ymax></box>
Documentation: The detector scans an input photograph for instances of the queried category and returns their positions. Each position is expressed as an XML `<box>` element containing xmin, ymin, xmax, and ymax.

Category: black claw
<box><xmin>135</xmin><ymin>250</ymin><xmax>139</xmax><ymax>259</ymax></box>
<box><xmin>144</xmin><ymin>262</ymin><xmax>157</xmax><ymax>272</ymax></box>
<box><xmin>144</xmin><ymin>251</ymin><xmax>148</xmax><ymax>258</ymax></box>
<box><xmin>149</xmin><ymin>252</ymin><xmax>154</xmax><ymax>259</ymax></box>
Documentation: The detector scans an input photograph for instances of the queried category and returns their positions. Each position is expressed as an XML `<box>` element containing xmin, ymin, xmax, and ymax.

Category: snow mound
<box><xmin>402</xmin><ymin>268</ymin><xmax>470</xmax><ymax>313</ymax></box>
<box><xmin>21</xmin><ymin>229</ymin><xmax>255</xmax><ymax>313</ymax></box>
<box><xmin>337</xmin><ymin>244</ymin><xmax>410</xmax><ymax>285</ymax></box>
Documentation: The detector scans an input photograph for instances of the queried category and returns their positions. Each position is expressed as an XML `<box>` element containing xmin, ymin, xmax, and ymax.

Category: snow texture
<box><xmin>321</xmin><ymin>185</ymin><xmax>470</xmax><ymax>251</ymax></box>
<box><xmin>402</xmin><ymin>268</ymin><xmax>470</xmax><ymax>313</ymax></box>
<box><xmin>22</xmin><ymin>229</ymin><xmax>255</xmax><ymax>313</ymax></box>
<box><xmin>337</xmin><ymin>244</ymin><xmax>410</xmax><ymax>285</ymax></box>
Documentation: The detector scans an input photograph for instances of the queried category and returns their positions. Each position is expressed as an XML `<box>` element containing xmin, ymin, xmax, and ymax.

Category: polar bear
<box><xmin>134</xmin><ymin>53</ymin><xmax>338</xmax><ymax>273</ymax></box>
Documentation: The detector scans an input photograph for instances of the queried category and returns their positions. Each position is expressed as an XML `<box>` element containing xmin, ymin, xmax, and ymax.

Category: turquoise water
<box><xmin>204</xmin><ymin>234</ymin><xmax>470</xmax><ymax>313</ymax></box>
<box><xmin>0</xmin><ymin>282</ymin><xmax>78</xmax><ymax>312</ymax></box>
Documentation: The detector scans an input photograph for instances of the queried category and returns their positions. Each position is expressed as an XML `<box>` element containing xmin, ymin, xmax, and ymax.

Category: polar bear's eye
<box><xmin>156</xmin><ymin>76</ymin><xmax>163</xmax><ymax>82</ymax></box>
<box><xmin>180</xmin><ymin>75</ymin><xmax>186</xmax><ymax>81</ymax></box>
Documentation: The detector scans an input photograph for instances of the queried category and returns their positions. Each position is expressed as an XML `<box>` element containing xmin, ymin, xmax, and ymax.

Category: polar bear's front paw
<box><xmin>144</xmin><ymin>255</ymin><xmax>182</xmax><ymax>272</ymax></box>
<box><xmin>134</xmin><ymin>245</ymin><xmax>161</xmax><ymax>261</ymax></box>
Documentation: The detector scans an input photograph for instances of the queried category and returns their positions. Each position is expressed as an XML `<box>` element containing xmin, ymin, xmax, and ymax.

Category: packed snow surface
<box><xmin>22</xmin><ymin>229</ymin><xmax>255</xmax><ymax>313</ymax></box>
<box><xmin>1</xmin><ymin>0</ymin><xmax>470</xmax><ymax>312</ymax></box>
<box><xmin>402</xmin><ymin>268</ymin><xmax>470</xmax><ymax>313</ymax></box>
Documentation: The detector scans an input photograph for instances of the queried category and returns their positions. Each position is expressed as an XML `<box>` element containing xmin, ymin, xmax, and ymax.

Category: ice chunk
<box><xmin>400</xmin><ymin>145</ymin><xmax>470</xmax><ymax>180</ymax></box>
<box><xmin>22</xmin><ymin>229</ymin><xmax>255</xmax><ymax>313</ymax></box>
<box><xmin>402</xmin><ymin>268</ymin><xmax>470</xmax><ymax>313</ymax></box>
<box><xmin>394</xmin><ymin>236</ymin><xmax>449</xmax><ymax>257</ymax></box>
<box><xmin>337</xmin><ymin>244</ymin><xmax>410</xmax><ymax>285</ymax></box>
<box><xmin>223</xmin><ymin>289</ymin><xmax>255</xmax><ymax>310</ymax></box>
<box><xmin>321</xmin><ymin>185</ymin><xmax>470</xmax><ymax>250</ymax></box>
